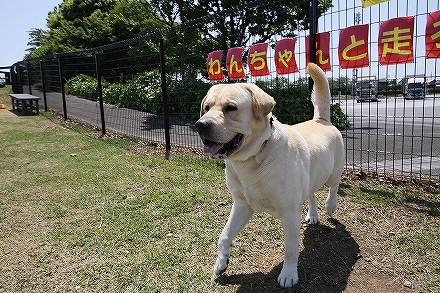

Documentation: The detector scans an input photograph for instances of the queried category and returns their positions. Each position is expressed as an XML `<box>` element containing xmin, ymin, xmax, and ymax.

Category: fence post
<box><xmin>39</xmin><ymin>60</ymin><xmax>48</xmax><ymax>112</ymax></box>
<box><xmin>309</xmin><ymin>0</ymin><xmax>318</xmax><ymax>90</ymax></box>
<box><xmin>159</xmin><ymin>38</ymin><xmax>171</xmax><ymax>160</ymax></box>
<box><xmin>18</xmin><ymin>63</ymin><xmax>24</xmax><ymax>94</ymax></box>
<box><xmin>58</xmin><ymin>56</ymin><xmax>68</xmax><ymax>120</ymax></box>
<box><xmin>95</xmin><ymin>52</ymin><xmax>106</xmax><ymax>136</ymax></box>
<box><xmin>26</xmin><ymin>62</ymin><xmax>32</xmax><ymax>95</ymax></box>
<box><xmin>308</xmin><ymin>0</ymin><xmax>319</xmax><ymax>119</ymax></box>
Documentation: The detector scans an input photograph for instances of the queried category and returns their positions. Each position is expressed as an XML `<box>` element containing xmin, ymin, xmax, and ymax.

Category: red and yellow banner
<box><xmin>305</xmin><ymin>32</ymin><xmax>331</xmax><ymax>71</ymax></box>
<box><xmin>362</xmin><ymin>0</ymin><xmax>389</xmax><ymax>8</ymax></box>
<box><xmin>226</xmin><ymin>47</ymin><xmax>245</xmax><ymax>80</ymax></box>
<box><xmin>426</xmin><ymin>10</ymin><xmax>440</xmax><ymax>59</ymax></box>
<box><xmin>206</xmin><ymin>50</ymin><xmax>224</xmax><ymax>81</ymax></box>
<box><xmin>248</xmin><ymin>43</ymin><xmax>269</xmax><ymax>77</ymax></box>
<box><xmin>205</xmin><ymin>10</ymin><xmax>439</xmax><ymax>81</ymax></box>
<box><xmin>338</xmin><ymin>24</ymin><xmax>369</xmax><ymax>69</ymax></box>
<box><xmin>274</xmin><ymin>38</ymin><xmax>298</xmax><ymax>75</ymax></box>
<box><xmin>378</xmin><ymin>16</ymin><xmax>414</xmax><ymax>65</ymax></box>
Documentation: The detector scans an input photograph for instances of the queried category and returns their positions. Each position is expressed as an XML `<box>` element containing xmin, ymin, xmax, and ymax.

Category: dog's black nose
<box><xmin>195</xmin><ymin>120</ymin><xmax>209</xmax><ymax>132</ymax></box>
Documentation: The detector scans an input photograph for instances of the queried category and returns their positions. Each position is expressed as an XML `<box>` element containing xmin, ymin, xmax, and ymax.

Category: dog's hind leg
<box><xmin>213</xmin><ymin>202</ymin><xmax>254</xmax><ymax>276</ymax></box>
<box><xmin>325</xmin><ymin>185</ymin><xmax>338</xmax><ymax>217</ymax></box>
<box><xmin>305</xmin><ymin>193</ymin><xmax>320</xmax><ymax>224</ymax></box>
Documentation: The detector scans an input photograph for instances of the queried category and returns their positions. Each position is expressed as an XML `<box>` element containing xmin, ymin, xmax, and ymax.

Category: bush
<box><xmin>167</xmin><ymin>79</ymin><xmax>211</xmax><ymax>120</ymax></box>
<box><xmin>65</xmin><ymin>74</ymin><xmax>100</xmax><ymax>101</ymax></box>
<box><xmin>257</xmin><ymin>77</ymin><xmax>351</xmax><ymax>130</ymax></box>
<box><xmin>65</xmin><ymin>72</ymin><xmax>162</xmax><ymax>112</ymax></box>
<box><xmin>331</xmin><ymin>103</ymin><xmax>351</xmax><ymax>130</ymax></box>
<box><xmin>105</xmin><ymin>71</ymin><xmax>162</xmax><ymax>112</ymax></box>
<box><xmin>65</xmin><ymin>73</ymin><xmax>351</xmax><ymax>130</ymax></box>
<box><xmin>257</xmin><ymin>78</ymin><xmax>313</xmax><ymax>125</ymax></box>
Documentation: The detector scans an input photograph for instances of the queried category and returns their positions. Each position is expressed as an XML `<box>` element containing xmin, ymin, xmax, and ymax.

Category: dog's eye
<box><xmin>204</xmin><ymin>105</ymin><xmax>210</xmax><ymax>112</ymax></box>
<box><xmin>224</xmin><ymin>105</ymin><xmax>238</xmax><ymax>112</ymax></box>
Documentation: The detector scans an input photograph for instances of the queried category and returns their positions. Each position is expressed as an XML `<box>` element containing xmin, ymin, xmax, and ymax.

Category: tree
<box><xmin>26</xmin><ymin>0</ymin><xmax>165</xmax><ymax>58</ymax></box>
<box><xmin>25</xmin><ymin>28</ymin><xmax>49</xmax><ymax>58</ymax></box>
<box><xmin>328</xmin><ymin>77</ymin><xmax>353</xmax><ymax>96</ymax></box>
<box><xmin>144</xmin><ymin>0</ymin><xmax>332</xmax><ymax>80</ymax></box>
<box><xmin>108</xmin><ymin>0</ymin><xmax>166</xmax><ymax>41</ymax></box>
<box><xmin>149</xmin><ymin>0</ymin><xmax>333</xmax><ymax>51</ymax></box>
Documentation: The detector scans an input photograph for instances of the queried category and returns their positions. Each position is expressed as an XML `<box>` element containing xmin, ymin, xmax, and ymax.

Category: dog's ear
<box><xmin>199</xmin><ymin>95</ymin><xmax>208</xmax><ymax>117</ymax></box>
<box><xmin>244</xmin><ymin>84</ymin><xmax>276</xmax><ymax>120</ymax></box>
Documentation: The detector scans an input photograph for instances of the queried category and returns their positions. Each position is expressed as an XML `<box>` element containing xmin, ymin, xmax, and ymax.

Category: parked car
<box><xmin>356</xmin><ymin>90</ymin><xmax>379</xmax><ymax>102</ymax></box>
<box><xmin>404</xmin><ymin>81</ymin><xmax>425</xmax><ymax>99</ymax></box>
<box><xmin>405</xmin><ymin>91</ymin><xmax>425</xmax><ymax>100</ymax></box>
<box><xmin>404</xmin><ymin>78</ymin><xmax>426</xmax><ymax>99</ymax></box>
<box><xmin>356</xmin><ymin>79</ymin><xmax>379</xmax><ymax>102</ymax></box>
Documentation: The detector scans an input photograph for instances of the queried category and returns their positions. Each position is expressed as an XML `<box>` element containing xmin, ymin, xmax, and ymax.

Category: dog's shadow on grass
<box><xmin>215</xmin><ymin>219</ymin><xmax>360</xmax><ymax>293</ymax></box>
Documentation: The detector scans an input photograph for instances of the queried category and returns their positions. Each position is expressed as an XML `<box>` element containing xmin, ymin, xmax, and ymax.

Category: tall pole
<box><xmin>159</xmin><ymin>38</ymin><xmax>171</xmax><ymax>160</ymax></box>
<box><xmin>95</xmin><ymin>52</ymin><xmax>106</xmax><ymax>136</ymax></box>
<box><xmin>58</xmin><ymin>57</ymin><xmax>67</xmax><ymax>120</ymax></box>
<box><xmin>309</xmin><ymin>0</ymin><xmax>318</xmax><ymax>64</ymax></box>
<box><xmin>26</xmin><ymin>62</ymin><xmax>32</xmax><ymax>95</ymax></box>
<box><xmin>18</xmin><ymin>63</ymin><xmax>23</xmax><ymax>93</ymax></box>
<box><xmin>308</xmin><ymin>0</ymin><xmax>319</xmax><ymax>120</ymax></box>
<box><xmin>39</xmin><ymin>60</ymin><xmax>48</xmax><ymax>112</ymax></box>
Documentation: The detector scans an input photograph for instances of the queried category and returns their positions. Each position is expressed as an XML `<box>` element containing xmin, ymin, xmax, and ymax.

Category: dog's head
<box><xmin>195</xmin><ymin>83</ymin><xmax>275</xmax><ymax>160</ymax></box>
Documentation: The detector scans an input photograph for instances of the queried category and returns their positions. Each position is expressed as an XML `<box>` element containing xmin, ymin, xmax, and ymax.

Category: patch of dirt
<box><xmin>51</xmin><ymin>115</ymin><xmax>204</xmax><ymax>159</ymax></box>
<box><xmin>214</xmin><ymin>220</ymin><xmax>412</xmax><ymax>293</ymax></box>
<box><xmin>127</xmin><ymin>140</ymin><xmax>203</xmax><ymax>158</ymax></box>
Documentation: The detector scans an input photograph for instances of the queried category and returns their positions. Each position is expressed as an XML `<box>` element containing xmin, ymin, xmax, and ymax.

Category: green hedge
<box><xmin>257</xmin><ymin>78</ymin><xmax>351</xmax><ymax>130</ymax></box>
<box><xmin>65</xmin><ymin>74</ymin><xmax>101</xmax><ymax>101</ymax></box>
<box><xmin>167</xmin><ymin>79</ymin><xmax>211</xmax><ymax>120</ymax></box>
<box><xmin>256</xmin><ymin>78</ymin><xmax>312</xmax><ymax>126</ymax></box>
<box><xmin>103</xmin><ymin>71</ymin><xmax>162</xmax><ymax>113</ymax></box>
<box><xmin>65</xmin><ymin>72</ymin><xmax>163</xmax><ymax>112</ymax></box>
<box><xmin>65</xmin><ymin>73</ymin><xmax>351</xmax><ymax>130</ymax></box>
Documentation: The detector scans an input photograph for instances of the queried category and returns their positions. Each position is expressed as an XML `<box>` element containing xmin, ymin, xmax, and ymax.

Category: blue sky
<box><xmin>0</xmin><ymin>0</ymin><xmax>62</xmax><ymax>67</ymax></box>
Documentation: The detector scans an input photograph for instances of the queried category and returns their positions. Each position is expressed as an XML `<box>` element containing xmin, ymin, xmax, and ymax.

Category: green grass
<box><xmin>0</xmin><ymin>84</ymin><xmax>12</xmax><ymax>98</ymax></box>
<box><xmin>0</xmin><ymin>102</ymin><xmax>438</xmax><ymax>292</ymax></box>
<box><xmin>0</xmin><ymin>106</ymin><xmax>228</xmax><ymax>291</ymax></box>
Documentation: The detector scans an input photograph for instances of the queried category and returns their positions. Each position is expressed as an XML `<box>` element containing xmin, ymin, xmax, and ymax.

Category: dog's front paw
<box><xmin>213</xmin><ymin>255</ymin><xmax>229</xmax><ymax>276</ymax></box>
<box><xmin>277</xmin><ymin>266</ymin><xmax>299</xmax><ymax>288</ymax></box>
<box><xmin>278</xmin><ymin>271</ymin><xmax>298</xmax><ymax>288</ymax></box>
<box><xmin>306</xmin><ymin>210</ymin><xmax>320</xmax><ymax>224</ymax></box>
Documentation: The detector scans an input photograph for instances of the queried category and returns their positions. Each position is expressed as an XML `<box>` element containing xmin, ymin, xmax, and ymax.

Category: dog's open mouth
<box><xmin>202</xmin><ymin>134</ymin><xmax>244</xmax><ymax>158</ymax></box>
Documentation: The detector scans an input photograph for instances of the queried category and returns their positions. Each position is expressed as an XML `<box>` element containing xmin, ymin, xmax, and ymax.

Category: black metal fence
<box><xmin>9</xmin><ymin>0</ymin><xmax>440</xmax><ymax>182</ymax></box>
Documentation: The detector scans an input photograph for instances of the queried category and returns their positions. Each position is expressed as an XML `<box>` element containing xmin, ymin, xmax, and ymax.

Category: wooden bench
<box><xmin>9</xmin><ymin>94</ymin><xmax>41</xmax><ymax>115</ymax></box>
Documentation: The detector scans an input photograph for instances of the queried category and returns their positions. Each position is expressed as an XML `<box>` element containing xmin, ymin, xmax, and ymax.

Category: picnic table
<box><xmin>9</xmin><ymin>94</ymin><xmax>41</xmax><ymax>115</ymax></box>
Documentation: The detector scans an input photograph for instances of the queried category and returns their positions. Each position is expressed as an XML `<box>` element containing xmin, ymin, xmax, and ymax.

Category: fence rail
<box><xmin>8</xmin><ymin>0</ymin><xmax>440</xmax><ymax>182</ymax></box>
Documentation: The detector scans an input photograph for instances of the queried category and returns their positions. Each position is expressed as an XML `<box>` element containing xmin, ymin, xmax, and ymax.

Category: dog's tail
<box><xmin>307</xmin><ymin>63</ymin><xmax>331</xmax><ymax>122</ymax></box>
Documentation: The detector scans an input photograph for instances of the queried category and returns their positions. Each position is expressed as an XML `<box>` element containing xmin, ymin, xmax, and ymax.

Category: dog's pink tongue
<box><xmin>203</xmin><ymin>143</ymin><xmax>224</xmax><ymax>156</ymax></box>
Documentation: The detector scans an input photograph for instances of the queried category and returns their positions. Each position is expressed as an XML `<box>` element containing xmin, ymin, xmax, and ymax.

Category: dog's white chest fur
<box><xmin>226</xmin><ymin>159</ymin><xmax>280</xmax><ymax>214</ymax></box>
<box><xmin>224</xmin><ymin>130</ymin><xmax>308</xmax><ymax>217</ymax></box>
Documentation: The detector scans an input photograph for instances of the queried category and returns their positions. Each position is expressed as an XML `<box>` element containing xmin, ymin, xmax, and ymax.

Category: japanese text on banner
<box><xmin>338</xmin><ymin>24</ymin><xmax>369</xmax><ymax>69</ymax></box>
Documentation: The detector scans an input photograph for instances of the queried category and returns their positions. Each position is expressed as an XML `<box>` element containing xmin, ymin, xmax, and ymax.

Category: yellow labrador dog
<box><xmin>195</xmin><ymin>63</ymin><xmax>345</xmax><ymax>288</ymax></box>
